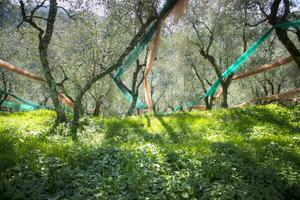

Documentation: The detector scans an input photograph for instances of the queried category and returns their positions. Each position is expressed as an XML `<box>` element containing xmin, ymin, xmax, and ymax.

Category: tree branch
<box><xmin>30</xmin><ymin>0</ymin><xmax>47</xmax><ymax>18</ymax></box>
<box><xmin>75</xmin><ymin>16</ymin><xmax>157</xmax><ymax>103</ymax></box>
<box><xmin>246</xmin><ymin>18</ymin><xmax>267</xmax><ymax>27</ymax></box>
<box><xmin>18</xmin><ymin>0</ymin><xmax>44</xmax><ymax>33</ymax></box>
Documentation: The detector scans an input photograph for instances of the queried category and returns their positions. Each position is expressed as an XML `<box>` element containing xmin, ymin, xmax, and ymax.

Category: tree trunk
<box><xmin>127</xmin><ymin>95</ymin><xmax>138</xmax><ymax>116</ymax></box>
<box><xmin>71</xmin><ymin>102</ymin><xmax>81</xmax><ymax>140</ymax></box>
<box><xmin>42</xmin><ymin>0</ymin><xmax>66</xmax><ymax>123</ymax></box>
<box><xmin>267</xmin><ymin>0</ymin><xmax>300</xmax><ymax>70</ymax></box>
<box><xmin>275</xmin><ymin>28</ymin><xmax>300</xmax><ymax>70</ymax></box>
<box><xmin>93</xmin><ymin>100</ymin><xmax>101</xmax><ymax>117</ymax></box>
<box><xmin>204</xmin><ymin>97</ymin><xmax>213</xmax><ymax>110</ymax></box>
<box><xmin>70</xmin><ymin>15</ymin><xmax>157</xmax><ymax>139</ymax></box>
<box><xmin>39</xmin><ymin>44</ymin><xmax>66</xmax><ymax>123</ymax></box>
<box><xmin>220</xmin><ymin>75</ymin><xmax>233</xmax><ymax>108</ymax></box>
<box><xmin>221</xmin><ymin>87</ymin><xmax>228</xmax><ymax>108</ymax></box>
<box><xmin>0</xmin><ymin>71</ymin><xmax>10</xmax><ymax>106</ymax></box>
<box><xmin>20</xmin><ymin>0</ymin><xmax>66</xmax><ymax>123</ymax></box>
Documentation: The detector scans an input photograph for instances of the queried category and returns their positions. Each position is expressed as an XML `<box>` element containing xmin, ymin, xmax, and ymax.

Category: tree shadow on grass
<box><xmin>201</xmin><ymin>141</ymin><xmax>300</xmax><ymax>199</ymax></box>
<box><xmin>103</xmin><ymin>117</ymin><xmax>169</xmax><ymax>147</ymax></box>
<box><xmin>155</xmin><ymin>116</ymin><xmax>179</xmax><ymax>143</ymax></box>
<box><xmin>1</xmin><ymin>145</ymin><xmax>171</xmax><ymax>200</ymax></box>
<box><xmin>245</xmin><ymin>107</ymin><xmax>299</xmax><ymax>132</ymax></box>
<box><xmin>217</xmin><ymin>107</ymin><xmax>299</xmax><ymax>138</ymax></box>
<box><xmin>155</xmin><ymin>112</ymin><xmax>204</xmax><ymax>144</ymax></box>
<box><xmin>0</xmin><ymin>129</ymin><xmax>17</xmax><ymax>174</ymax></box>
<box><xmin>104</xmin><ymin>118</ymin><xmax>145</xmax><ymax>139</ymax></box>
<box><xmin>248</xmin><ymin>137</ymin><xmax>300</xmax><ymax>169</ymax></box>
<box><xmin>0</xmin><ymin>129</ymin><xmax>18</xmax><ymax>199</ymax></box>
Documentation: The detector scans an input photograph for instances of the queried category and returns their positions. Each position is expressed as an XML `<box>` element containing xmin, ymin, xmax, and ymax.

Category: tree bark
<box><xmin>127</xmin><ymin>95</ymin><xmax>138</xmax><ymax>116</ymax></box>
<box><xmin>39</xmin><ymin>41</ymin><xmax>66</xmax><ymax>123</ymax></box>
<box><xmin>204</xmin><ymin>95</ymin><xmax>214</xmax><ymax>110</ymax></box>
<box><xmin>221</xmin><ymin>86</ymin><xmax>228</xmax><ymax>108</ymax></box>
<box><xmin>70</xmin><ymin>14</ymin><xmax>156</xmax><ymax>139</ymax></box>
<box><xmin>93</xmin><ymin>100</ymin><xmax>101</xmax><ymax>116</ymax></box>
<box><xmin>127</xmin><ymin>59</ymin><xmax>144</xmax><ymax>116</ymax></box>
<box><xmin>19</xmin><ymin>0</ymin><xmax>66</xmax><ymax>123</ymax></box>
<box><xmin>188</xmin><ymin>55</ymin><xmax>214</xmax><ymax>110</ymax></box>
<box><xmin>0</xmin><ymin>71</ymin><xmax>10</xmax><ymax>107</ymax></box>
<box><xmin>220</xmin><ymin>78</ymin><xmax>232</xmax><ymax>108</ymax></box>
<box><xmin>38</xmin><ymin>0</ymin><xmax>66</xmax><ymax>123</ymax></box>
<box><xmin>267</xmin><ymin>0</ymin><xmax>300</xmax><ymax>70</ymax></box>
<box><xmin>274</xmin><ymin>28</ymin><xmax>300</xmax><ymax>70</ymax></box>
<box><xmin>71</xmin><ymin>102</ymin><xmax>81</xmax><ymax>140</ymax></box>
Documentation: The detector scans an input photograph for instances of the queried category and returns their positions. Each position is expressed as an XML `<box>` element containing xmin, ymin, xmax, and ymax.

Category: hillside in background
<box><xmin>1</xmin><ymin>104</ymin><xmax>299</xmax><ymax>199</ymax></box>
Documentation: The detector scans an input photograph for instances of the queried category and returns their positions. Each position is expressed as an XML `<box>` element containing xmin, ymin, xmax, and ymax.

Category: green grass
<box><xmin>0</xmin><ymin>104</ymin><xmax>300</xmax><ymax>199</ymax></box>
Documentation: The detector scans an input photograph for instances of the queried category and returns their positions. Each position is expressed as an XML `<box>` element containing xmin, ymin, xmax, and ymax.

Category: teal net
<box><xmin>1</xmin><ymin>7</ymin><xmax>299</xmax><ymax>114</ymax></box>
<box><xmin>0</xmin><ymin>89</ymin><xmax>45</xmax><ymax>111</ymax></box>
<box><xmin>0</xmin><ymin>89</ymin><xmax>43</xmax><ymax>110</ymax></box>
<box><xmin>112</xmin><ymin>0</ymin><xmax>182</xmax><ymax>110</ymax></box>
<box><xmin>1</xmin><ymin>101</ymin><xmax>37</xmax><ymax>111</ymax></box>
<box><xmin>172</xmin><ymin>20</ymin><xmax>300</xmax><ymax>112</ymax></box>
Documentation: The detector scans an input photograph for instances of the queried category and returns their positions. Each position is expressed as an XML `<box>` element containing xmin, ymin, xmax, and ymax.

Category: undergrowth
<box><xmin>0</xmin><ymin>104</ymin><xmax>299</xmax><ymax>199</ymax></box>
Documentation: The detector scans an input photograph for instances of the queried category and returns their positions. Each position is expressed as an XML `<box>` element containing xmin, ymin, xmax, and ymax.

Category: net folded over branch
<box><xmin>0</xmin><ymin>59</ymin><xmax>74</xmax><ymax>107</ymax></box>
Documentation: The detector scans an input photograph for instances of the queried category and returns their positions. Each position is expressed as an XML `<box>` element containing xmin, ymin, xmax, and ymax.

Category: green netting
<box><xmin>112</xmin><ymin>77</ymin><xmax>148</xmax><ymax>109</ymax></box>
<box><xmin>2</xmin><ymin>15</ymin><xmax>298</xmax><ymax>113</ymax></box>
<box><xmin>0</xmin><ymin>87</ymin><xmax>77</xmax><ymax>112</ymax></box>
<box><xmin>112</xmin><ymin>22</ymin><xmax>157</xmax><ymax>109</ymax></box>
<box><xmin>1</xmin><ymin>101</ymin><xmax>37</xmax><ymax>111</ymax></box>
<box><xmin>112</xmin><ymin>21</ymin><xmax>157</xmax><ymax>109</ymax></box>
<box><xmin>275</xmin><ymin>20</ymin><xmax>300</xmax><ymax>29</ymax></box>
<box><xmin>112</xmin><ymin>0</ymin><xmax>181</xmax><ymax>109</ymax></box>
<box><xmin>113</xmin><ymin>0</ymin><xmax>180</xmax><ymax>79</ymax></box>
<box><xmin>113</xmin><ymin>22</ymin><xmax>158</xmax><ymax>79</ymax></box>
<box><xmin>0</xmin><ymin>89</ymin><xmax>43</xmax><ymax>110</ymax></box>
<box><xmin>172</xmin><ymin>20</ymin><xmax>300</xmax><ymax>112</ymax></box>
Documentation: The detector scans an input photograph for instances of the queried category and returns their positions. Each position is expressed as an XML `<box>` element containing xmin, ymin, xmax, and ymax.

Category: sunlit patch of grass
<box><xmin>0</xmin><ymin>104</ymin><xmax>300</xmax><ymax>199</ymax></box>
<box><xmin>0</xmin><ymin>109</ymin><xmax>55</xmax><ymax>135</ymax></box>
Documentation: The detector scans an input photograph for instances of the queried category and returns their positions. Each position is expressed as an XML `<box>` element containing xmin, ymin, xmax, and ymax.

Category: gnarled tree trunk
<box><xmin>19</xmin><ymin>0</ymin><xmax>66</xmax><ymax>123</ymax></box>
<box><xmin>268</xmin><ymin>0</ymin><xmax>300</xmax><ymax>70</ymax></box>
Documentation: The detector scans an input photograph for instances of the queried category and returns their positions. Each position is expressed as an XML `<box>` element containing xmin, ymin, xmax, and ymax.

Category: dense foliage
<box><xmin>1</xmin><ymin>104</ymin><xmax>299</xmax><ymax>199</ymax></box>
<box><xmin>0</xmin><ymin>0</ymin><xmax>299</xmax><ymax>117</ymax></box>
